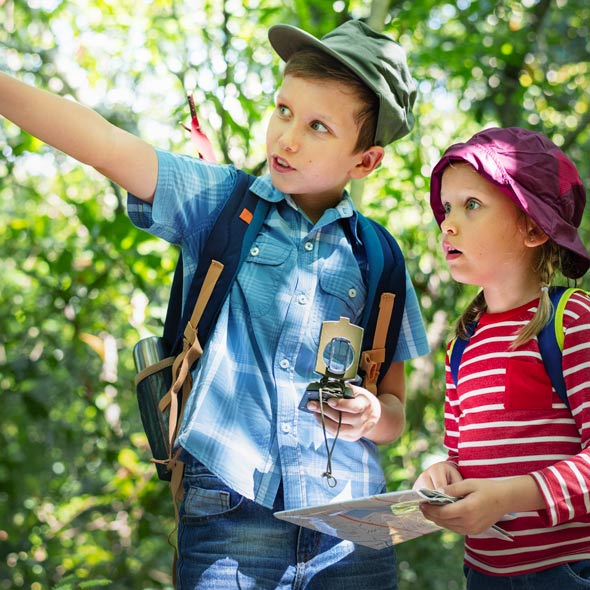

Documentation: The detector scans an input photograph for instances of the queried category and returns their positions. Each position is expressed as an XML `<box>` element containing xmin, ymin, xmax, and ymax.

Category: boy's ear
<box><xmin>350</xmin><ymin>146</ymin><xmax>385</xmax><ymax>179</ymax></box>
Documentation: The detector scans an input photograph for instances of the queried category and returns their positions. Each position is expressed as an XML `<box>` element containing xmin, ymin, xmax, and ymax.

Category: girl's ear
<box><xmin>350</xmin><ymin>146</ymin><xmax>385</xmax><ymax>179</ymax></box>
<box><xmin>524</xmin><ymin>219</ymin><xmax>550</xmax><ymax>248</ymax></box>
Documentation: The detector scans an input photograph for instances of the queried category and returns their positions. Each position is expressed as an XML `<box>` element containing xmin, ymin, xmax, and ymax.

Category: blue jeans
<box><xmin>465</xmin><ymin>561</ymin><xmax>590</xmax><ymax>589</ymax></box>
<box><xmin>177</xmin><ymin>453</ymin><xmax>397</xmax><ymax>590</ymax></box>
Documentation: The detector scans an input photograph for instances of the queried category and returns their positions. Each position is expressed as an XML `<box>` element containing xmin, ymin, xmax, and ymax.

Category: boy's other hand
<box><xmin>307</xmin><ymin>386</ymin><xmax>381</xmax><ymax>442</ymax></box>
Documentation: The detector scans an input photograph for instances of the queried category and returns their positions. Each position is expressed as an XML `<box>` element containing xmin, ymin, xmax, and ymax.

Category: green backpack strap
<box><xmin>537</xmin><ymin>287</ymin><xmax>588</xmax><ymax>408</ymax></box>
<box><xmin>552</xmin><ymin>287</ymin><xmax>583</xmax><ymax>350</ymax></box>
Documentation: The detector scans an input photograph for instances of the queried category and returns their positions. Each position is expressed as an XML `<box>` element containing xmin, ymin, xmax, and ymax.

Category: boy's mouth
<box><xmin>272</xmin><ymin>155</ymin><xmax>295</xmax><ymax>172</ymax></box>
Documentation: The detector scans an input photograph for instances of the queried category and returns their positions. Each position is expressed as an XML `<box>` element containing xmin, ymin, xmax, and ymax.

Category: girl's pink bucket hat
<box><xmin>430</xmin><ymin>127</ymin><xmax>589</xmax><ymax>279</ymax></box>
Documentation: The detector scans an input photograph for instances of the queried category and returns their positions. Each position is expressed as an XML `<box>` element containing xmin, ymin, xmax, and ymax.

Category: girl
<box><xmin>415</xmin><ymin>127</ymin><xmax>590</xmax><ymax>589</ymax></box>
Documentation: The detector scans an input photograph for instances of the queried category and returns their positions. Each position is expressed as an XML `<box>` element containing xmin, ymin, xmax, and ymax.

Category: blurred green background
<box><xmin>1</xmin><ymin>0</ymin><xmax>588</xmax><ymax>588</ymax></box>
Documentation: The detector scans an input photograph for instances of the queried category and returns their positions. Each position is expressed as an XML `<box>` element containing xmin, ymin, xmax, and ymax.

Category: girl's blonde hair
<box><xmin>455</xmin><ymin>239</ymin><xmax>564</xmax><ymax>349</ymax></box>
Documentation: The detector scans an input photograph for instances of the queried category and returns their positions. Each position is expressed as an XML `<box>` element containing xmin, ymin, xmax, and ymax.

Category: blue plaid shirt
<box><xmin>128</xmin><ymin>149</ymin><xmax>429</xmax><ymax>510</ymax></box>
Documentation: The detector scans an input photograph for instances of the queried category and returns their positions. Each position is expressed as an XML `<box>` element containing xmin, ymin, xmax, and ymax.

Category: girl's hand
<box><xmin>418</xmin><ymin>476</ymin><xmax>544</xmax><ymax>536</ymax></box>
<box><xmin>419</xmin><ymin>479</ymin><xmax>510</xmax><ymax>535</ymax></box>
<box><xmin>307</xmin><ymin>385</ymin><xmax>382</xmax><ymax>442</ymax></box>
<box><xmin>413</xmin><ymin>461</ymin><xmax>463</xmax><ymax>491</ymax></box>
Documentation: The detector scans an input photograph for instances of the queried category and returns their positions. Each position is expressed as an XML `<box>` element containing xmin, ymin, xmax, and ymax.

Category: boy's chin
<box><xmin>268</xmin><ymin>171</ymin><xmax>292</xmax><ymax>194</ymax></box>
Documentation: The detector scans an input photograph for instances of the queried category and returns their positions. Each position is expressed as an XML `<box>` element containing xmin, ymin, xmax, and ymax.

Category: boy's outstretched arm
<box><xmin>0</xmin><ymin>72</ymin><xmax>158</xmax><ymax>202</ymax></box>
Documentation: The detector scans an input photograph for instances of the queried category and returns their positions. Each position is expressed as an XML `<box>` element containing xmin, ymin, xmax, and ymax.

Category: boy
<box><xmin>0</xmin><ymin>19</ymin><xmax>428</xmax><ymax>589</ymax></box>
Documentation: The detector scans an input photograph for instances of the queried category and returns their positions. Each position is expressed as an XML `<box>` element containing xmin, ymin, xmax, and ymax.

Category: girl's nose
<box><xmin>441</xmin><ymin>216</ymin><xmax>457</xmax><ymax>235</ymax></box>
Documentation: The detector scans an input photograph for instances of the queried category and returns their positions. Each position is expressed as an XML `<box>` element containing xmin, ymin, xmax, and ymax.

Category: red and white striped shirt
<box><xmin>444</xmin><ymin>291</ymin><xmax>590</xmax><ymax>576</ymax></box>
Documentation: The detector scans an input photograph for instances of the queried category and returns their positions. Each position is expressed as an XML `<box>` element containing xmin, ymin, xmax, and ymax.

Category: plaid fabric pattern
<box><xmin>128</xmin><ymin>149</ymin><xmax>428</xmax><ymax>509</ymax></box>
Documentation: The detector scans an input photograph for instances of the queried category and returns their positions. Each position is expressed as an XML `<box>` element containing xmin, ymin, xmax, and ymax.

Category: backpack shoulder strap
<box><xmin>163</xmin><ymin>170</ymin><xmax>268</xmax><ymax>355</ymax></box>
<box><xmin>182</xmin><ymin>170</ymin><xmax>268</xmax><ymax>351</ymax></box>
<box><xmin>162</xmin><ymin>253</ymin><xmax>186</xmax><ymax>353</ymax></box>
<box><xmin>356</xmin><ymin>215</ymin><xmax>406</xmax><ymax>393</ymax></box>
<box><xmin>158</xmin><ymin>169</ymin><xmax>268</xmax><ymax>486</ymax></box>
<box><xmin>449</xmin><ymin>322</ymin><xmax>476</xmax><ymax>388</ymax></box>
<box><xmin>538</xmin><ymin>286</ymin><xmax>585</xmax><ymax>409</ymax></box>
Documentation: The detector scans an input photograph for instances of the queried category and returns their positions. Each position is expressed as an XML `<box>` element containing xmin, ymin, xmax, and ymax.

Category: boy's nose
<box><xmin>278</xmin><ymin>128</ymin><xmax>300</xmax><ymax>153</ymax></box>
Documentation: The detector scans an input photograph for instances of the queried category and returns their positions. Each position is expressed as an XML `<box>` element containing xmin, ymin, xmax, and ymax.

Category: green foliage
<box><xmin>52</xmin><ymin>575</ymin><xmax>113</xmax><ymax>590</ymax></box>
<box><xmin>0</xmin><ymin>0</ymin><xmax>588</xmax><ymax>588</ymax></box>
<box><xmin>396</xmin><ymin>529</ymin><xmax>466</xmax><ymax>590</ymax></box>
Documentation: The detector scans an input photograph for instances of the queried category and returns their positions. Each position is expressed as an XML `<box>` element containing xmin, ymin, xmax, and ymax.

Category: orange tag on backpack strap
<box><xmin>239</xmin><ymin>208</ymin><xmax>253</xmax><ymax>224</ymax></box>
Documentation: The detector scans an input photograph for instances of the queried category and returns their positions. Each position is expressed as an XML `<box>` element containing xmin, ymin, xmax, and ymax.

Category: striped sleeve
<box><xmin>530</xmin><ymin>291</ymin><xmax>590</xmax><ymax>526</ymax></box>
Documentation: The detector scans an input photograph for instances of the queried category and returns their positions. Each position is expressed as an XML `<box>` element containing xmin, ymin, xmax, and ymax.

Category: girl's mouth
<box><xmin>443</xmin><ymin>241</ymin><xmax>462</xmax><ymax>260</ymax></box>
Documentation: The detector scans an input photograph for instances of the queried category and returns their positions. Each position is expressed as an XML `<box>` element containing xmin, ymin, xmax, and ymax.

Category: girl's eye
<box><xmin>311</xmin><ymin>121</ymin><xmax>328</xmax><ymax>133</ymax></box>
<box><xmin>466</xmin><ymin>198</ymin><xmax>480</xmax><ymax>211</ymax></box>
<box><xmin>442</xmin><ymin>202</ymin><xmax>451</xmax><ymax>215</ymax></box>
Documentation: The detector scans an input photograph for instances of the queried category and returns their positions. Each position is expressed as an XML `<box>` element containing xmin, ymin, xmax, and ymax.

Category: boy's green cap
<box><xmin>268</xmin><ymin>20</ymin><xmax>416</xmax><ymax>147</ymax></box>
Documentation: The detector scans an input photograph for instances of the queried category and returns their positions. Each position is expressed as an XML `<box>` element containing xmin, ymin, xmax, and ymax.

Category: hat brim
<box><xmin>269</xmin><ymin>25</ymin><xmax>349</xmax><ymax>73</ymax></box>
<box><xmin>430</xmin><ymin>151</ymin><xmax>590</xmax><ymax>279</ymax></box>
<box><xmin>268</xmin><ymin>24</ymin><xmax>387</xmax><ymax>137</ymax></box>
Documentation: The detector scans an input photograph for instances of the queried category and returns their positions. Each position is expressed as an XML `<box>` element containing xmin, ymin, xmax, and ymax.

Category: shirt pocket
<box><xmin>235</xmin><ymin>233</ymin><xmax>293</xmax><ymax>318</ymax></box>
<box><xmin>310</xmin><ymin>265</ymin><xmax>366</xmax><ymax>346</ymax></box>
<box><xmin>504</xmin><ymin>358</ymin><xmax>554</xmax><ymax>410</ymax></box>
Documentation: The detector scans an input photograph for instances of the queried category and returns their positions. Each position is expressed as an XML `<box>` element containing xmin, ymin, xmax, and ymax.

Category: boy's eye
<box><xmin>311</xmin><ymin>121</ymin><xmax>328</xmax><ymax>133</ymax></box>
<box><xmin>277</xmin><ymin>104</ymin><xmax>291</xmax><ymax>117</ymax></box>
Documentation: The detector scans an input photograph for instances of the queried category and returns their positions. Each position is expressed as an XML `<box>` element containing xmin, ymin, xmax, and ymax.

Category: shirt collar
<box><xmin>251</xmin><ymin>174</ymin><xmax>362</xmax><ymax>246</ymax></box>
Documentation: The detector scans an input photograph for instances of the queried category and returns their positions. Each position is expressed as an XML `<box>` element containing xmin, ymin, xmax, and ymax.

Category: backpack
<box><xmin>449</xmin><ymin>286</ymin><xmax>587</xmax><ymax>408</ymax></box>
<box><xmin>134</xmin><ymin>169</ymin><xmax>408</xmax><ymax>482</ymax></box>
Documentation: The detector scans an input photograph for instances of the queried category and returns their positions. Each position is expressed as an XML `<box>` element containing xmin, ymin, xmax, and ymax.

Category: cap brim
<box><xmin>268</xmin><ymin>24</ymin><xmax>375</xmax><ymax>95</ymax></box>
<box><xmin>269</xmin><ymin>25</ymin><xmax>329</xmax><ymax>64</ymax></box>
<box><xmin>268</xmin><ymin>24</ymin><xmax>389</xmax><ymax>145</ymax></box>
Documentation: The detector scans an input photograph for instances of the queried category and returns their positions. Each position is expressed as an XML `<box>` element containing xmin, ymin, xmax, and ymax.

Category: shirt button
<box><xmin>279</xmin><ymin>359</ymin><xmax>290</xmax><ymax>369</ymax></box>
<box><xmin>250</xmin><ymin>246</ymin><xmax>260</xmax><ymax>256</ymax></box>
<box><xmin>348</xmin><ymin>288</ymin><xmax>357</xmax><ymax>298</ymax></box>
<box><xmin>304</xmin><ymin>241</ymin><xmax>314</xmax><ymax>251</ymax></box>
<box><xmin>298</xmin><ymin>294</ymin><xmax>307</xmax><ymax>305</ymax></box>
<box><xmin>281</xmin><ymin>423</ymin><xmax>291</xmax><ymax>434</ymax></box>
